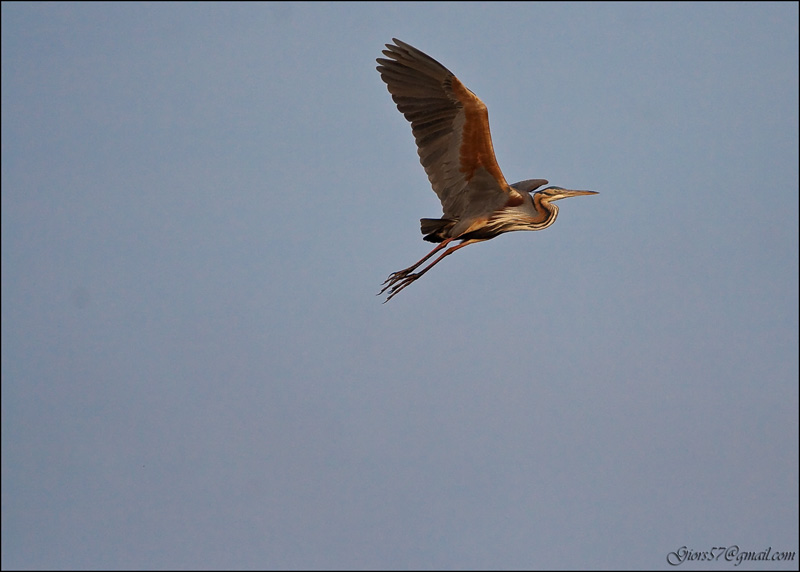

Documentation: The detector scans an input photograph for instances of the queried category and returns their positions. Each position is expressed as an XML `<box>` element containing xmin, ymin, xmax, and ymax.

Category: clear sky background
<box><xmin>2</xmin><ymin>2</ymin><xmax>798</xmax><ymax>570</ymax></box>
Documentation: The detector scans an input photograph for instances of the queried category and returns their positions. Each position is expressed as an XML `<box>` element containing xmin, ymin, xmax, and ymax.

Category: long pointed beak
<box><xmin>552</xmin><ymin>189</ymin><xmax>599</xmax><ymax>201</ymax></box>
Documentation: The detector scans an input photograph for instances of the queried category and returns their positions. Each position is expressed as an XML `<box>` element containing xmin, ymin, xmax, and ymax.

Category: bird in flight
<box><xmin>376</xmin><ymin>38</ymin><xmax>597</xmax><ymax>302</ymax></box>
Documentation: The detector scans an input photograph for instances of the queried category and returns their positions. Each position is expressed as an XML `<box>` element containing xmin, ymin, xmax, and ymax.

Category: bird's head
<box><xmin>537</xmin><ymin>186</ymin><xmax>598</xmax><ymax>202</ymax></box>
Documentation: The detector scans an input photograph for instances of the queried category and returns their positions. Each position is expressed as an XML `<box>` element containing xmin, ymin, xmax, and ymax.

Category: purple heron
<box><xmin>377</xmin><ymin>39</ymin><xmax>597</xmax><ymax>302</ymax></box>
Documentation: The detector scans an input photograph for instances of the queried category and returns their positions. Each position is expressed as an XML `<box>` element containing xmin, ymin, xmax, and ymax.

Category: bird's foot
<box><xmin>379</xmin><ymin>268</ymin><xmax>413</xmax><ymax>293</ymax></box>
<box><xmin>378</xmin><ymin>271</ymin><xmax>420</xmax><ymax>302</ymax></box>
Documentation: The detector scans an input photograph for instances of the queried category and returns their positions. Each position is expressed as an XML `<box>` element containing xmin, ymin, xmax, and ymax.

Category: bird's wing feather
<box><xmin>377</xmin><ymin>38</ymin><xmax>523</xmax><ymax>221</ymax></box>
<box><xmin>510</xmin><ymin>179</ymin><xmax>549</xmax><ymax>194</ymax></box>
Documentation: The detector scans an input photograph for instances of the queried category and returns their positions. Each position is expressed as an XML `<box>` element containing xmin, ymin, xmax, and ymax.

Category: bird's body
<box><xmin>377</xmin><ymin>39</ymin><xmax>597</xmax><ymax>301</ymax></box>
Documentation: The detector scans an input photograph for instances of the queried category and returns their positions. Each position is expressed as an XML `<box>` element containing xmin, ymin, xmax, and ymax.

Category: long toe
<box><xmin>383</xmin><ymin>273</ymin><xmax>419</xmax><ymax>302</ymax></box>
<box><xmin>383</xmin><ymin>269</ymin><xmax>411</xmax><ymax>284</ymax></box>
<box><xmin>379</xmin><ymin>269</ymin><xmax>410</xmax><ymax>293</ymax></box>
<box><xmin>379</xmin><ymin>277</ymin><xmax>399</xmax><ymax>295</ymax></box>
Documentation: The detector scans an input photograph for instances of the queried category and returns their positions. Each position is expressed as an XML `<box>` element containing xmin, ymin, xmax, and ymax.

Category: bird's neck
<box><xmin>531</xmin><ymin>193</ymin><xmax>559</xmax><ymax>228</ymax></box>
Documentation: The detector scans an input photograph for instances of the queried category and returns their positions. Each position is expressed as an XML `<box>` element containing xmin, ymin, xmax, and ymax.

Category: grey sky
<box><xmin>2</xmin><ymin>2</ymin><xmax>798</xmax><ymax>570</ymax></box>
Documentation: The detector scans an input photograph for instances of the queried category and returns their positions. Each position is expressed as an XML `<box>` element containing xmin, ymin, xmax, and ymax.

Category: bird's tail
<box><xmin>420</xmin><ymin>218</ymin><xmax>455</xmax><ymax>243</ymax></box>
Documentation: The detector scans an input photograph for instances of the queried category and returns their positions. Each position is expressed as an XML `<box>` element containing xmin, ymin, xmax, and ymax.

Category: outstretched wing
<box><xmin>376</xmin><ymin>38</ymin><xmax>524</xmax><ymax>220</ymax></box>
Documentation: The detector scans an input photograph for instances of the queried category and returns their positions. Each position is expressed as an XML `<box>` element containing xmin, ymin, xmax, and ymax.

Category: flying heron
<box><xmin>376</xmin><ymin>38</ymin><xmax>597</xmax><ymax>302</ymax></box>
